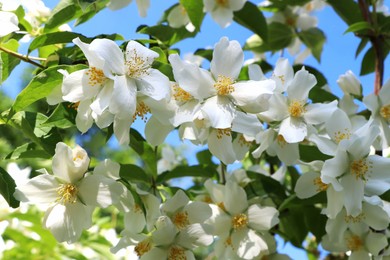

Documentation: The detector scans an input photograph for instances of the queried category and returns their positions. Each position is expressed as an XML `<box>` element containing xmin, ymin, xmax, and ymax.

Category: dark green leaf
<box><xmin>0</xmin><ymin>39</ymin><xmax>21</xmax><ymax>83</ymax></box>
<box><xmin>156</xmin><ymin>165</ymin><xmax>217</xmax><ymax>183</ymax></box>
<box><xmin>12</xmin><ymin>64</ymin><xmax>87</xmax><ymax>112</ymax></box>
<box><xmin>120</xmin><ymin>164</ymin><xmax>150</xmax><ymax>183</ymax></box>
<box><xmin>265</xmin><ymin>0</ymin><xmax>311</xmax><ymax>9</ymax></box>
<box><xmin>278</xmin><ymin>206</ymin><xmax>308</xmax><ymax>248</ymax></box>
<box><xmin>75</xmin><ymin>0</ymin><xmax>110</xmax><ymax>26</ymax></box>
<box><xmin>0</xmin><ymin>166</ymin><xmax>19</xmax><ymax>208</ymax></box>
<box><xmin>179</xmin><ymin>0</ymin><xmax>205</xmax><ymax>30</ymax></box>
<box><xmin>28</xmin><ymin>32</ymin><xmax>87</xmax><ymax>53</ymax></box>
<box><xmin>299</xmin><ymin>144</ymin><xmax>332</xmax><ymax>162</ymax></box>
<box><xmin>298</xmin><ymin>28</ymin><xmax>326</xmax><ymax>62</ymax></box>
<box><xmin>327</xmin><ymin>0</ymin><xmax>363</xmax><ymax>26</ymax></box>
<box><xmin>355</xmin><ymin>38</ymin><xmax>369</xmax><ymax>58</ymax></box>
<box><xmin>129</xmin><ymin>128</ymin><xmax>157</xmax><ymax>177</ymax></box>
<box><xmin>234</xmin><ymin>2</ymin><xmax>268</xmax><ymax>42</ymax></box>
<box><xmin>194</xmin><ymin>48</ymin><xmax>213</xmax><ymax>61</ymax></box>
<box><xmin>137</xmin><ymin>24</ymin><xmax>197</xmax><ymax>46</ymax></box>
<box><xmin>196</xmin><ymin>149</ymin><xmax>215</xmax><ymax>165</ymax></box>
<box><xmin>44</xmin><ymin>0</ymin><xmax>80</xmax><ymax>32</ymax></box>
<box><xmin>360</xmin><ymin>46</ymin><xmax>375</xmax><ymax>76</ymax></box>
<box><xmin>304</xmin><ymin>206</ymin><xmax>327</xmax><ymax>242</ymax></box>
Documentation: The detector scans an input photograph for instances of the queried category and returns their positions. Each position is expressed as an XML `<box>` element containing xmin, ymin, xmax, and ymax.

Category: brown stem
<box><xmin>358</xmin><ymin>0</ymin><xmax>384</xmax><ymax>95</ymax></box>
<box><xmin>0</xmin><ymin>46</ymin><xmax>45</xmax><ymax>69</ymax></box>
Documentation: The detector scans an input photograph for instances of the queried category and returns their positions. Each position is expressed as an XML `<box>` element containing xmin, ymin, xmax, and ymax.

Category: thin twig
<box><xmin>0</xmin><ymin>46</ymin><xmax>45</xmax><ymax>69</ymax></box>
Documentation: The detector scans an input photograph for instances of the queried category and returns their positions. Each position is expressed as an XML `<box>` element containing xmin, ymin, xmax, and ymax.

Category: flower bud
<box><xmin>337</xmin><ymin>70</ymin><xmax>362</xmax><ymax>97</ymax></box>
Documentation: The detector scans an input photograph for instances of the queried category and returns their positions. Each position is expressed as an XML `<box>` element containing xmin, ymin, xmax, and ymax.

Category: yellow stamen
<box><xmin>214</xmin><ymin>75</ymin><xmax>235</xmax><ymax>96</ymax></box>
<box><xmin>217</xmin><ymin>202</ymin><xmax>226</xmax><ymax>211</ymax></box>
<box><xmin>276</xmin><ymin>134</ymin><xmax>287</xmax><ymax>147</ymax></box>
<box><xmin>173</xmin><ymin>84</ymin><xmax>192</xmax><ymax>102</ymax></box>
<box><xmin>216</xmin><ymin>128</ymin><xmax>232</xmax><ymax>139</ymax></box>
<box><xmin>380</xmin><ymin>104</ymin><xmax>390</xmax><ymax>119</ymax></box>
<box><xmin>86</xmin><ymin>67</ymin><xmax>107</xmax><ymax>86</ymax></box>
<box><xmin>216</xmin><ymin>0</ymin><xmax>228</xmax><ymax>7</ymax></box>
<box><xmin>68</xmin><ymin>102</ymin><xmax>80</xmax><ymax>111</ymax></box>
<box><xmin>133</xmin><ymin>101</ymin><xmax>151</xmax><ymax>122</ymax></box>
<box><xmin>232</xmin><ymin>213</ymin><xmax>248</xmax><ymax>230</ymax></box>
<box><xmin>168</xmin><ymin>246</ymin><xmax>186</xmax><ymax>260</ymax></box>
<box><xmin>344</xmin><ymin>213</ymin><xmax>365</xmax><ymax>224</ymax></box>
<box><xmin>334</xmin><ymin>129</ymin><xmax>351</xmax><ymax>144</ymax></box>
<box><xmin>126</xmin><ymin>49</ymin><xmax>151</xmax><ymax>78</ymax></box>
<box><xmin>238</xmin><ymin>135</ymin><xmax>252</xmax><ymax>147</ymax></box>
<box><xmin>134</xmin><ymin>239</ymin><xmax>152</xmax><ymax>257</ymax></box>
<box><xmin>57</xmin><ymin>184</ymin><xmax>78</xmax><ymax>204</ymax></box>
<box><xmin>172</xmin><ymin>211</ymin><xmax>189</xmax><ymax>230</ymax></box>
<box><xmin>346</xmin><ymin>234</ymin><xmax>363</xmax><ymax>251</ymax></box>
<box><xmin>350</xmin><ymin>159</ymin><xmax>371</xmax><ymax>181</ymax></box>
<box><xmin>288</xmin><ymin>100</ymin><xmax>306</xmax><ymax>118</ymax></box>
<box><xmin>313</xmin><ymin>177</ymin><xmax>328</xmax><ymax>192</ymax></box>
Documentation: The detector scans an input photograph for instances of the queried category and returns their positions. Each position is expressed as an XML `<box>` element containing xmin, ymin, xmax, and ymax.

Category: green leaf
<box><xmin>12</xmin><ymin>64</ymin><xmax>88</xmax><ymax>112</ymax></box>
<box><xmin>129</xmin><ymin>128</ymin><xmax>157</xmax><ymax>178</ymax></box>
<box><xmin>265</xmin><ymin>0</ymin><xmax>311</xmax><ymax>9</ymax></box>
<box><xmin>120</xmin><ymin>164</ymin><xmax>150</xmax><ymax>183</ymax></box>
<box><xmin>41</xmin><ymin>103</ymin><xmax>77</xmax><ymax>129</ymax></box>
<box><xmin>327</xmin><ymin>0</ymin><xmax>363</xmax><ymax>26</ymax></box>
<box><xmin>278</xmin><ymin>206</ymin><xmax>308</xmax><ymax>248</ymax></box>
<box><xmin>0</xmin><ymin>39</ymin><xmax>21</xmax><ymax>83</ymax></box>
<box><xmin>0</xmin><ymin>166</ymin><xmax>19</xmax><ymax>208</ymax></box>
<box><xmin>196</xmin><ymin>149</ymin><xmax>215</xmax><ymax>166</ymax></box>
<box><xmin>360</xmin><ymin>47</ymin><xmax>376</xmax><ymax>75</ymax></box>
<box><xmin>244</xmin><ymin>22</ymin><xmax>293</xmax><ymax>53</ymax></box>
<box><xmin>194</xmin><ymin>48</ymin><xmax>213</xmax><ymax>61</ymax></box>
<box><xmin>153</xmin><ymin>61</ymin><xmax>174</xmax><ymax>81</ymax></box>
<box><xmin>156</xmin><ymin>165</ymin><xmax>217</xmax><ymax>183</ymax></box>
<box><xmin>137</xmin><ymin>25</ymin><xmax>197</xmax><ymax>46</ymax></box>
<box><xmin>234</xmin><ymin>2</ymin><xmax>268</xmax><ymax>41</ymax></box>
<box><xmin>355</xmin><ymin>38</ymin><xmax>369</xmax><ymax>58</ymax></box>
<box><xmin>299</xmin><ymin>144</ymin><xmax>332</xmax><ymax>162</ymax></box>
<box><xmin>28</xmin><ymin>32</ymin><xmax>87</xmax><ymax>53</ymax></box>
<box><xmin>298</xmin><ymin>28</ymin><xmax>326</xmax><ymax>62</ymax></box>
<box><xmin>44</xmin><ymin>0</ymin><xmax>80</xmax><ymax>32</ymax></box>
<box><xmin>75</xmin><ymin>0</ymin><xmax>110</xmax><ymax>26</ymax></box>
<box><xmin>344</xmin><ymin>21</ymin><xmax>372</xmax><ymax>34</ymax></box>
<box><xmin>303</xmin><ymin>206</ymin><xmax>327</xmax><ymax>242</ymax></box>
<box><xmin>179</xmin><ymin>0</ymin><xmax>205</xmax><ymax>30</ymax></box>
<box><xmin>9</xmin><ymin>111</ymin><xmax>62</xmax><ymax>155</ymax></box>
<box><xmin>6</xmin><ymin>143</ymin><xmax>51</xmax><ymax>159</ymax></box>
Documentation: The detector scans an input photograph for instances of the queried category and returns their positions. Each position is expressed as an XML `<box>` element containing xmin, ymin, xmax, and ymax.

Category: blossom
<box><xmin>260</xmin><ymin>62</ymin><xmax>338</xmax><ymax>143</ymax></box>
<box><xmin>203</xmin><ymin>0</ymin><xmax>247</xmax><ymax>28</ymax></box>
<box><xmin>108</xmin><ymin>0</ymin><xmax>150</xmax><ymax>17</ymax></box>
<box><xmin>205</xmin><ymin>180</ymin><xmax>279</xmax><ymax>259</ymax></box>
<box><xmin>0</xmin><ymin>11</ymin><xmax>19</xmax><ymax>37</ymax></box>
<box><xmin>337</xmin><ymin>70</ymin><xmax>362</xmax><ymax>97</ymax></box>
<box><xmin>14</xmin><ymin>142</ymin><xmax>123</xmax><ymax>243</ymax></box>
<box><xmin>167</xmin><ymin>4</ymin><xmax>195</xmax><ymax>32</ymax></box>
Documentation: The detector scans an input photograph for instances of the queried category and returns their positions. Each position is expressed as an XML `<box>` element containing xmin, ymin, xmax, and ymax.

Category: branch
<box><xmin>0</xmin><ymin>46</ymin><xmax>46</xmax><ymax>69</ymax></box>
<box><xmin>358</xmin><ymin>0</ymin><xmax>384</xmax><ymax>95</ymax></box>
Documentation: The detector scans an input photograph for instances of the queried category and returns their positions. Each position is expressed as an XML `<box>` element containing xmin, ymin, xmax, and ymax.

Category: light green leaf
<box><xmin>234</xmin><ymin>2</ymin><xmax>268</xmax><ymax>42</ymax></box>
<box><xmin>44</xmin><ymin>0</ymin><xmax>80</xmax><ymax>32</ymax></box>
<box><xmin>12</xmin><ymin>64</ymin><xmax>87</xmax><ymax>112</ymax></box>
<box><xmin>41</xmin><ymin>103</ymin><xmax>77</xmax><ymax>129</ymax></box>
<box><xmin>298</xmin><ymin>28</ymin><xmax>326</xmax><ymax>62</ymax></box>
<box><xmin>5</xmin><ymin>143</ymin><xmax>51</xmax><ymax>160</ymax></box>
<box><xmin>179</xmin><ymin>0</ymin><xmax>205</xmax><ymax>30</ymax></box>
<box><xmin>0</xmin><ymin>39</ymin><xmax>21</xmax><ymax>83</ymax></box>
<box><xmin>120</xmin><ymin>164</ymin><xmax>150</xmax><ymax>183</ymax></box>
<box><xmin>299</xmin><ymin>144</ymin><xmax>332</xmax><ymax>162</ymax></box>
<box><xmin>156</xmin><ymin>165</ymin><xmax>217</xmax><ymax>183</ymax></box>
<box><xmin>344</xmin><ymin>21</ymin><xmax>372</xmax><ymax>34</ymax></box>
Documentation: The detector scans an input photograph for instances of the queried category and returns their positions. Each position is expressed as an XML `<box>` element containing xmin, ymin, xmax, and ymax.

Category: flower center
<box><xmin>215</xmin><ymin>0</ymin><xmax>228</xmax><ymax>7</ymax></box>
<box><xmin>313</xmin><ymin>177</ymin><xmax>328</xmax><ymax>192</ymax></box>
<box><xmin>172</xmin><ymin>211</ymin><xmax>189</xmax><ymax>230</ymax></box>
<box><xmin>217</xmin><ymin>202</ymin><xmax>226</xmax><ymax>211</ymax></box>
<box><xmin>57</xmin><ymin>183</ymin><xmax>78</xmax><ymax>204</ymax></box>
<box><xmin>68</xmin><ymin>102</ymin><xmax>80</xmax><ymax>111</ymax></box>
<box><xmin>168</xmin><ymin>246</ymin><xmax>186</xmax><ymax>260</ymax></box>
<box><xmin>344</xmin><ymin>213</ymin><xmax>365</xmax><ymax>224</ymax></box>
<box><xmin>276</xmin><ymin>134</ymin><xmax>287</xmax><ymax>147</ymax></box>
<box><xmin>173</xmin><ymin>84</ymin><xmax>192</xmax><ymax>102</ymax></box>
<box><xmin>134</xmin><ymin>239</ymin><xmax>152</xmax><ymax>257</ymax></box>
<box><xmin>333</xmin><ymin>129</ymin><xmax>351</xmax><ymax>144</ymax></box>
<box><xmin>126</xmin><ymin>49</ymin><xmax>151</xmax><ymax>78</ymax></box>
<box><xmin>288</xmin><ymin>100</ymin><xmax>306</xmax><ymax>118</ymax></box>
<box><xmin>214</xmin><ymin>75</ymin><xmax>235</xmax><ymax>96</ymax></box>
<box><xmin>286</xmin><ymin>17</ymin><xmax>297</xmax><ymax>27</ymax></box>
<box><xmin>238</xmin><ymin>135</ymin><xmax>252</xmax><ymax>147</ymax></box>
<box><xmin>133</xmin><ymin>101</ymin><xmax>151</xmax><ymax>122</ymax></box>
<box><xmin>380</xmin><ymin>104</ymin><xmax>390</xmax><ymax>119</ymax></box>
<box><xmin>346</xmin><ymin>234</ymin><xmax>363</xmax><ymax>251</ymax></box>
<box><xmin>224</xmin><ymin>236</ymin><xmax>233</xmax><ymax>248</ymax></box>
<box><xmin>350</xmin><ymin>159</ymin><xmax>370</xmax><ymax>181</ymax></box>
<box><xmin>216</xmin><ymin>128</ymin><xmax>232</xmax><ymax>139</ymax></box>
<box><xmin>232</xmin><ymin>213</ymin><xmax>248</xmax><ymax>230</ymax></box>
<box><xmin>86</xmin><ymin>67</ymin><xmax>107</xmax><ymax>87</ymax></box>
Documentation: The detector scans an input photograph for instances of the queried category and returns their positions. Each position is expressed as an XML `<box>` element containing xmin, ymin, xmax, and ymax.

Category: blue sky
<box><xmin>2</xmin><ymin>1</ymin><xmax>390</xmax><ymax>259</ymax></box>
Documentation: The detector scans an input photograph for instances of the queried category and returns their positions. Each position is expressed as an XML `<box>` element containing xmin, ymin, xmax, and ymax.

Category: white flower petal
<box><xmin>340</xmin><ymin>174</ymin><xmax>364</xmax><ymax>216</ymax></box>
<box><xmin>124</xmin><ymin>209</ymin><xmax>146</xmax><ymax>234</ymax></box>
<box><xmin>294</xmin><ymin>171</ymin><xmax>320</xmax><ymax>199</ymax></box>
<box><xmin>248</xmin><ymin>204</ymin><xmax>279</xmax><ymax>231</ymax></box>
<box><xmin>162</xmin><ymin>189</ymin><xmax>189</xmax><ymax>214</ymax></box>
<box><xmin>232</xmin><ymin>228</ymin><xmax>268</xmax><ymax>259</ymax></box>
<box><xmin>211</xmin><ymin>37</ymin><xmax>243</xmax><ymax>79</ymax></box>
<box><xmin>110</xmin><ymin>75</ymin><xmax>137</xmax><ymax>119</ymax></box>
<box><xmin>14</xmin><ymin>174</ymin><xmax>58</xmax><ymax>203</ymax></box>
<box><xmin>287</xmin><ymin>67</ymin><xmax>317</xmax><ymax>101</ymax></box>
<box><xmin>304</xmin><ymin>100</ymin><xmax>338</xmax><ymax>125</ymax></box>
<box><xmin>208</xmin><ymin>129</ymin><xmax>236</xmax><ymax>165</ymax></box>
<box><xmin>224</xmin><ymin>181</ymin><xmax>248</xmax><ymax>215</ymax></box>
<box><xmin>201</xmin><ymin>96</ymin><xmax>235</xmax><ymax>129</ymax></box>
<box><xmin>136</xmin><ymin>69</ymin><xmax>171</xmax><ymax>101</ymax></box>
<box><xmin>279</xmin><ymin>117</ymin><xmax>307</xmax><ymax>143</ymax></box>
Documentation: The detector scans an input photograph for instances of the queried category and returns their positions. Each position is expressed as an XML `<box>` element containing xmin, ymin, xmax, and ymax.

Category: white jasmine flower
<box><xmin>203</xmin><ymin>0</ymin><xmax>247</xmax><ymax>28</ymax></box>
<box><xmin>337</xmin><ymin>70</ymin><xmax>362</xmax><ymax>97</ymax></box>
<box><xmin>0</xmin><ymin>11</ymin><xmax>19</xmax><ymax>37</ymax></box>
<box><xmin>14</xmin><ymin>142</ymin><xmax>123</xmax><ymax>243</ymax></box>
<box><xmin>108</xmin><ymin>0</ymin><xmax>150</xmax><ymax>17</ymax></box>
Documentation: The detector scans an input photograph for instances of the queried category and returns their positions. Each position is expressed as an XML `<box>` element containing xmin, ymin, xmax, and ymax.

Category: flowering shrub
<box><xmin>1</xmin><ymin>0</ymin><xmax>390</xmax><ymax>259</ymax></box>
